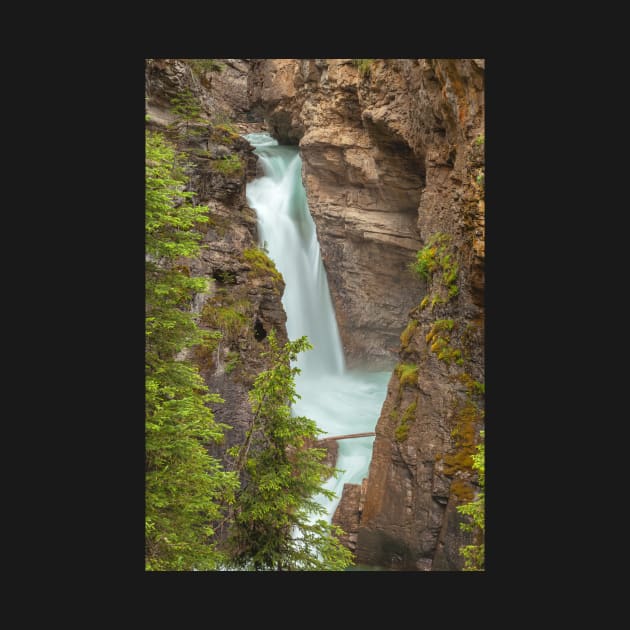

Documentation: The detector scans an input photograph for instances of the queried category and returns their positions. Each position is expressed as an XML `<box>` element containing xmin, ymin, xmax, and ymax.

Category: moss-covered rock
<box><xmin>394</xmin><ymin>399</ymin><xmax>417</xmax><ymax>442</ymax></box>
<box><xmin>400</xmin><ymin>319</ymin><xmax>419</xmax><ymax>348</ymax></box>
<box><xmin>395</xmin><ymin>363</ymin><xmax>419</xmax><ymax>388</ymax></box>
<box><xmin>242</xmin><ymin>247</ymin><xmax>283</xmax><ymax>283</ymax></box>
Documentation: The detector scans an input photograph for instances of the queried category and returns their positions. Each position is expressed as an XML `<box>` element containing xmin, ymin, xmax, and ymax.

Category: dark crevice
<box><xmin>253</xmin><ymin>319</ymin><xmax>267</xmax><ymax>341</ymax></box>
<box><xmin>360</xmin><ymin>114</ymin><xmax>426</xmax><ymax>213</ymax></box>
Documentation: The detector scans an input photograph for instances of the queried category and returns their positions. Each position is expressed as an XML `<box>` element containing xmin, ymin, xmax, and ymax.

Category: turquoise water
<box><xmin>245</xmin><ymin>133</ymin><xmax>390</xmax><ymax>523</ymax></box>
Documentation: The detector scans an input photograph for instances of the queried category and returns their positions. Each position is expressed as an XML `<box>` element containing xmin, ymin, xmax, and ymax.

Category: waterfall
<box><xmin>245</xmin><ymin>132</ymin><xmax>390</xmax><ymax>522</ymax></box>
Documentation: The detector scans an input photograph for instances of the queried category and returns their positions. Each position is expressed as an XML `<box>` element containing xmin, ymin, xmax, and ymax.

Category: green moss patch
<box><xmin>443</xmin><ymin>401</ymin><xmax>483</xmax><ymax>477</ymax></box>
<box><xmin>425</xmin><ymin>319</ymin><xmax>463</xmax><ymax>366</ymax></box>
<box><xmin>211</xmin><ymin>123</ymin><xmax>240</xmax><ymax>146</ymax></box>
<box><xmin>400</xmin><ymin>319</ymin><xmax>419</xmax><ymax>348</ymax></box>
<box><xmin>242</xmin><ymin>248</ymin><xmax>283</xmax><ymax>283</ymax></box>
<box><xmin>394</xmin><ymin>400</ymin><xmax>417</xmax><ymax>442</ymax></box>
<box><xmin>451</xmin><ymin>479</ymin><xmax>475</xmax><ymax>502</ymax></box>
<box><xmin>212</xmin><ymin>153</ymin><xmax>243</xmax><ymax>175</ymax></box>
<box><xmin>425</xmin><ymin>319</ymin><xmax>454</xmax><ymax>344</ymax></box>
<box><xmin>352</xmin><ymin>59</ymin><xmax>374</xmax><ymax>77</ymax></box>
<box><xmin>201</xmin><ymin>293</ymin><xmax>252</xmax><ymax>344</ymax></box>
<box><xmin>411</xmin><ymin>232</ymin><xmax>459</xmax><ymax>304</ymax></box>
<box><xmin>395</xmin><ymin>363</ymin><xmax>419</xmax><ymax>388</ymax></box>
<box><xmin>458</xmin><ymin>373</ymin><xmax>485</xmax><ymax>398</ymax></box>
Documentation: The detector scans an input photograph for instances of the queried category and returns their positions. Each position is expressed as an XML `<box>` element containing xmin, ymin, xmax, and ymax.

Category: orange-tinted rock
<box><xmin>250</xmin><ymin>58</ymin><xmax>485</xmax><ymax>570</ymax></box>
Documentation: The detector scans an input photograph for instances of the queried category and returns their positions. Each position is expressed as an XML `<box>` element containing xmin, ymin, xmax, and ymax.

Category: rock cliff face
<box><xmin>331</xmin><ymin>479</ymin><xmax>368</xmax><ymax>554</ymax></box>
<box><xmin>249</xmin><ymin>59</ymin><xmax>427</xmax><ymax>368</ymax></box>
<box><xmin>146</xmin><ymin>58</ymin><xmax>253</xmax><ymax>129</ymax></box>
<box><xmin>145</xmin><ymin>59</ymin><xmax>287</xmax><ymax>465</ymax></box>
<box><xmin>249</xmin><ymin>59</ymin><xmax>485</xmax><ymax>570</ymax></box>
<box><xmin>146</xmin><ymin>58</ymin><xmax>485</xmax><ymax>570</ymax></box>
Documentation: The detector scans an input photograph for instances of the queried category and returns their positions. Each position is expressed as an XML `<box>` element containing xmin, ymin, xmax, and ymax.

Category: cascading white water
<box><xmin>245</xmin><ymin>132</ymin><xmax>390</xmax><ymax>521</ymax></box>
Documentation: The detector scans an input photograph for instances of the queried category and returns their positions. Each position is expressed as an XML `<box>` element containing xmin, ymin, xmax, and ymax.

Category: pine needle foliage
<box><xmin>456</xmin><ymin>431</ymin><xmax>485</xmax><ymax>570</ymax></box>
<box><xmin>226</xmin><ymin>330</ymin><xmax>353</xmax><ymax>571</ymax></box>
<box><xmin>145</xmin><ymin>129</ymin><xmax>237</xmax><ymax>570</ymax></box>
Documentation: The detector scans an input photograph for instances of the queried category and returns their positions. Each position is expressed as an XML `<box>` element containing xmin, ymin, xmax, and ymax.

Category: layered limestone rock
<box><xmin>249</xmin><ymin>59</ymin><xmax>427</xmax><ymax>369</ymax></box>
<box><xmin>146</xmin><ymin>58</ymin><xmax>485</xmax><ymax>570</ymax></box>
<box><xmin>250</xmin><ymin>59</ymin><xmax>485</xmax><ymax>570</ymax></box>
<box><xmin>355</xmin><ymin>59</ymin><xmax>485</xmax><ymax>571</ymax></box>
<box><xmin>145</xmin><ymin>59</ymin><xmax>288</xmax><ymax>464</ymax></box>
<box><xmin>146</xmin><ymin>58</ymin><xmax>259</xmax><ymax>133</ymax></box>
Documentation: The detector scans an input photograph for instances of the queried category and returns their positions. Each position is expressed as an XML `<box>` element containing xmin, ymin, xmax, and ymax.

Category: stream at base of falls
<box><xmin>245</xmin><ymin>132</ymin><xmax>391</xmax><ymax>522</ymax></box>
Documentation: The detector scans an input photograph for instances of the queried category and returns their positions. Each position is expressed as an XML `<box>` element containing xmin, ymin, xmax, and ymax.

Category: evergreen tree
<box><xmin>185</xmin><ymin>59</ymin><xmax>225</xmax><ymax>77</ymax></box>
<box><xmin>457</xmin><ymin>431</ymin><xmax>485</xmax><ymax>571</ymax></box>
<box><xmin>226</xmin><ymin>330</ymin><xmax>353</xmax><ymax>571</ymax></box>
<box><xmin>145</xmin><ymin>129</ymin><xmax>237</xmax><ymax>570</ymax></box>
<box><xmin>169</xmin><ymin>89</ymin><xmax>204</xmax><ymax>140</ymax></box>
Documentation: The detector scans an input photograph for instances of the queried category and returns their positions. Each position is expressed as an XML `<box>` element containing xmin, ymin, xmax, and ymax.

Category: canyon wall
<box><xmin>145</xmin><ymin>59</ymin><xmax>287</xmax><ymax>467</ymax></box>
<box><xmin>146</xmin><ymin>58</ymin><xmax>485</xmax><ymax>570</ymax></box>
<box><xmin>249</xmin><ymin>59</ymin><xmax>427</xmax><ymax>369</ymax></box>
<box><xmin>250</xmin><ymin>59</ymin><xmax>485</xmax><ymax>570</ymax></box>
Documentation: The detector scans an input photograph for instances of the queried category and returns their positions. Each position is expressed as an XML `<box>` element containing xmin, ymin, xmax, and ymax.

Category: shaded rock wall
<box><xmin>331</xmin><ymin>479</ymin><xmax>368</xmax><ymax>556</ymax></box>
<box><xmin>145</xmin><ymin>58</ymin><xmax>288</xmax><ymax>466</ymax></box>
<box><xmin>249</xmin><ymin>59</ymin><xmax>427</xmax><ymax>369</ymax></box>
<box><xmin>146</xmin><ymin>58</ymin><xmax>485</xmax><ymax>569</ymax></box>
<box><xmin>145</xmin><ymin>58</ymin><xmax>252</xmax><ymax>128</ymax></box>
<box><xmin>250</xmin><ymin>59</ymin><xmax>485</xmax><ymax>570</ymax></box>
<box><xmin>355</xmin><ymin>59</ymin><xmax>485</xmax><ymax>571</ymax></box>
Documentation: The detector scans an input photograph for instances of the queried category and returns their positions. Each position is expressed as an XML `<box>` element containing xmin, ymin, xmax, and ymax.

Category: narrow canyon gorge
<box><xmin>145</xmin><ymin>57</ymin><xmax>485</xmax><ymax>571</ymax></box>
